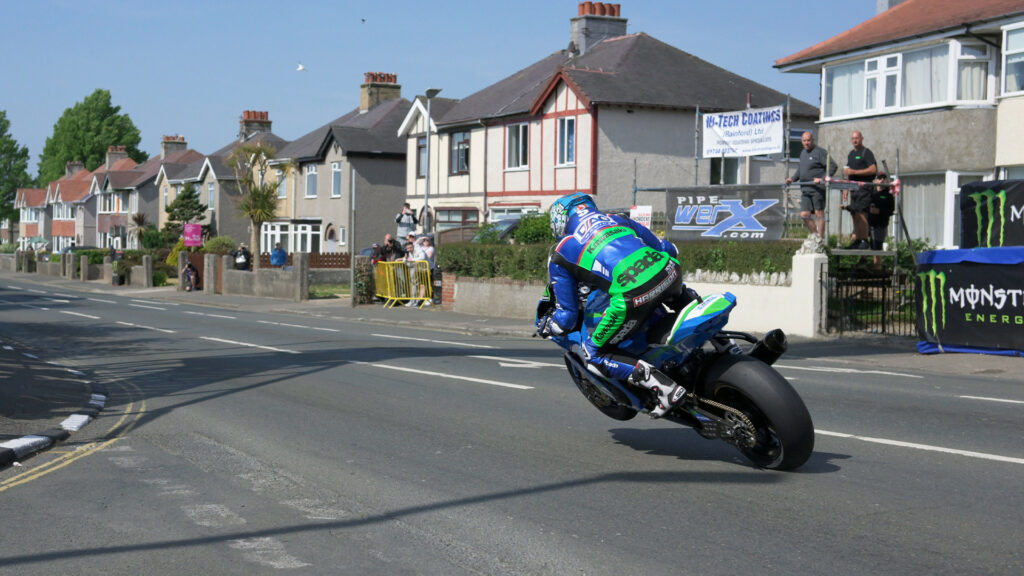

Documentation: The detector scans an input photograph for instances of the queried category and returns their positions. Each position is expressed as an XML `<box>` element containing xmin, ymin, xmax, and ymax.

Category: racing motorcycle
<box><xmin>536</xmin><ymin>286</ymin><xmax>814</xmax><ymax>470</ymax></box>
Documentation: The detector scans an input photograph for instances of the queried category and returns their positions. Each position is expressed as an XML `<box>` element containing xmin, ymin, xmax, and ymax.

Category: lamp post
<box><xmin>424</xmin><ymin>88</ymin><xmax>441</xmax><ymax>233</ymax></box>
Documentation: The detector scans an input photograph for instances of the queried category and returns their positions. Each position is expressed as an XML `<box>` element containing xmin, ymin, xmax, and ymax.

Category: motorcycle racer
<box><xmin>537</xmin><ymin>192</ymin><xmax>692</xmax><ymax>417</ymax></box>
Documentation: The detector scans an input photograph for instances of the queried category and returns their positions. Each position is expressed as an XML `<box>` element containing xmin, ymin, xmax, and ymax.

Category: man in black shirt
<box><xmin>843</xmin><ymin>130</ymin><xmax>877</xmax><ymax>249</ymax></box>
<box><xmin>786</xmin><ymin>131</ymin><xmax>837</xmax><ymax>238</ymax></box>
<box><xmin>868</xmin><ymin>172</ymin><xmax>895</xmax><ymax>269</ymax></box>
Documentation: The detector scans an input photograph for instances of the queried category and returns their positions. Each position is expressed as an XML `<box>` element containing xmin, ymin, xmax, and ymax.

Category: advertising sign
<box><xmin>702</xmin><ymin>105</ymin><xmax>784</xmax><ymax>158</ymax></box>
<box><xmin>916</xmin><ymin>247</ymin><xmax>1024</xmax><ymax>354</ymax></box>
<box><xmin>959</xmin><ymin>180</ymin><xmax>1024</xmax><ymax>248</ymax></box>
<box><xmin>665</xmin><ymin>185</ymin><xmax>785</xmax><ymax>242</ymax></box>
<box><xmin>630</xmin><ymin>205</ymin><xmax>652</xmax><ymax>229</ymax></box>
<box><xmin>184</xmin><ymin>223</ymin><xmax>202</xmax><ymax>247</ymax></box>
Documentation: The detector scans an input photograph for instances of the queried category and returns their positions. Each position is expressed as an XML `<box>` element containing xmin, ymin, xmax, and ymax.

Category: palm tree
<box><xmin>128</xmin><ymin>212</ymin><xmax>147</xmax><ymax>249</ymax></box>
<box><xmin>237</xmin><ymin>182</ymin><xmax>278</xmax><ymax>252</ymax></box>
<box><xmin>227</xmin><ymin>143</ymin><xmax>277</xmax><ymax>252</ymax></box>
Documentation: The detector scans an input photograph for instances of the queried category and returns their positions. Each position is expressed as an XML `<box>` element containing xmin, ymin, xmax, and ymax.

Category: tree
<box><xmin>0</xmin><ymin>110</ymin><xmax>31</xmax><ymax>224</ymax></box>
<box><xmin>227</xmin><ymin>143</ymin><xmax>278</xmax><ymax>252</ymax></box>
<box><xmin>165</xmin><ymin>183</ymin><xmax>207</xmax><ymax>224</ymax></box>
<box><xmin>36</xmin><ymin>89</ymin><xmax>148</xmax><ymax>185</ymax></box>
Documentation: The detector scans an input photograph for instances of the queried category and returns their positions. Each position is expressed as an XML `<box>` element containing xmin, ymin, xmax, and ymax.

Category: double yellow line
<box><xmin>0</xmin><ymin>379</ymin><xmax>146</xmax><ymax>493</ymax></box>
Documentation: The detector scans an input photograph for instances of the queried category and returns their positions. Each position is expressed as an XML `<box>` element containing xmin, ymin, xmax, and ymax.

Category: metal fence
<box><xmin>826</xmin><ymin>259</ymin><xmax>916</xmax><ymax>336</ymax></box>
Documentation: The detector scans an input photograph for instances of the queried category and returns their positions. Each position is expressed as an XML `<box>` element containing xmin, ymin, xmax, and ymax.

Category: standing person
<box><xmin>409</xmin><ymin>236</ymin><xmax>436</xmax><ymax>306</ymax></box>
<box><xmin>868</xmin><ymin>172</ymin><xmax>896</xmax><ymax>270</ymax></box>
<box><xmin>786</xmin><ymin>131</ymin><xmax>837</xmax><ymax>239</ymax></box>
<box><xmin>231</xmin><ymin>243</ymin><xmax>252</xmax><ymax>271</ymax></box>
<box><xmin>270</xmin><ymin>242</ymin><xmax>287</xmax><ymax>267</ymax></box>
<box><xmin>395</xmin><ymin>202</ymin><xmax>418</xmax><ymax>238</ymax></box>
<box><xmin>842</xmin><ymin>130</ymin><xmax>877</xmax><ymax>249</ymax></box>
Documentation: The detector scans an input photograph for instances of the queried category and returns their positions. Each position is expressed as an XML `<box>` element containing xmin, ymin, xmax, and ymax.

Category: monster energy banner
<box><xmin>666</xmin><ymin>185</ymin><xmax>785</xmax><ymax>242</ymax></box>
<box><xmin>959</xmin><ymin>180</ymin><xmax>1024</xmax><ymax>249</ymax></box>
<box><xmin>916</xmin><ymin>247</ymin><xmax>1024</xmax><ymax>355</ymax></box>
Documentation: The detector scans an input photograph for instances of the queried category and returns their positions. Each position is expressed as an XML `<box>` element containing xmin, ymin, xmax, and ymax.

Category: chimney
<box><xmin>571</xmin><ymin>2</ymin><xmax>626</xmax><ymax>55</ymax></box>
<box><xmin>239</xmin><ymin>110</ymin><xmax>272</xmax><ymax>141</ymax></box>
<box><xmin>105</xmin><ymin>145</ymin><xmax>129</xmax><ymax>169</ymax></box>
<box><xmin>360</xmin><ymin>72</ymin><xmax>402</xmax><ymax>113</ymax></box>
<box><xmin>65</xmin><ymin>161</ymin><xmax>85</xmax><ymax>178</ymax></box>
<box><xmin>161</xmin><ymin>135</ymin><xmax>188</xmax><ymax>159</ymax></box>
<box><xmin>876</xmin><ymin>0</ymin><xmax>907</xmax><ymax>14</ymax></box>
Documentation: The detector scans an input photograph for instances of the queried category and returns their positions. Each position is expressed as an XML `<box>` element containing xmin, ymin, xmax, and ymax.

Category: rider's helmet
<box><xmin>549</xmin><ymin>192</ymin><xmax>598</xmax><ymax>238</ymax></box>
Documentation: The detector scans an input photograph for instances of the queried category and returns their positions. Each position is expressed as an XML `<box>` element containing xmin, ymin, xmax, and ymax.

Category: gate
<box><xmin>826</xmin><ymin>258</ymin><xmax>916</xmax><ymax>336</ymax></box>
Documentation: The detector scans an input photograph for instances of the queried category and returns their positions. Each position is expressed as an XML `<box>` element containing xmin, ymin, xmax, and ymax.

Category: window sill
<box><xmin>505</xmin><ymin>166</ymin><xmax>529</xmax><ymax>172</ymax></box>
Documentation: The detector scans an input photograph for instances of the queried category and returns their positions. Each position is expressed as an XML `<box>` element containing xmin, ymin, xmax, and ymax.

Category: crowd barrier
<box><xmin>375</xmin><ymin>260</ymin><xmax>434</xmax><ymax>308</ymax></box>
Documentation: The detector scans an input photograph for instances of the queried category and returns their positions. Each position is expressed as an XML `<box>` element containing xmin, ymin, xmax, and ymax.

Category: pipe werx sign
<box><xmin>666</xmin><ymin>185</ymin><xmax>785</xmax><ymax>242</ymax></box>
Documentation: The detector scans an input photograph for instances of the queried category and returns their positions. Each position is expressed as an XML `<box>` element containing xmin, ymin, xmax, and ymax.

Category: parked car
<box><xmin>472</xmin><ymin>219</ymin><xmax>520</xmax><ymax>243</ymax></box>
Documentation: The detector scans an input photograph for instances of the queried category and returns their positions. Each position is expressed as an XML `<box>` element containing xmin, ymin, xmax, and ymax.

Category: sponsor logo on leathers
<box><xmin>616</xmin><ymin>251</ymin><xmax>664</xmax><ymax>288</ymax></box>
<box><xmin>632</xmin><ymin>265</ymin><xmax>679</xmax><ymax>307</ymax></box>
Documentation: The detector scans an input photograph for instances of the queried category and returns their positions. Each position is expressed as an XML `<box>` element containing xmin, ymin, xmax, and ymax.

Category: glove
<box><xmin>536</xmin><ymin>314</ymin><xmax>564</xmax><ymax>339</ymax></box>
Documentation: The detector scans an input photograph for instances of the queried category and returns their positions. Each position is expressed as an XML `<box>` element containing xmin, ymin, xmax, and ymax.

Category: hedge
<box><xmin>437</xmin><ymin>240</ymin><xmax>802</xmax><ymax>281</ymax></box>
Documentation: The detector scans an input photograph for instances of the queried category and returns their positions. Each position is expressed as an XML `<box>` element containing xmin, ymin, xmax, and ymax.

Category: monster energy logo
<box><xmin>918</xmin><ymin>270</ymin><xmax>946</xmax><ymax>336</ymax></box>
<box><xmin>968</xmin><ymin>189</ymin><xmax>1006</xmax><ymax>247</ymax></box>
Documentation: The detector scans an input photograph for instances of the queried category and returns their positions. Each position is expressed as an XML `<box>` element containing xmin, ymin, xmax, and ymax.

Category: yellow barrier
<box><xmin>374</xmin><ymin>260</ymin><xmax>434</xmax><ymax>308</ymax></box>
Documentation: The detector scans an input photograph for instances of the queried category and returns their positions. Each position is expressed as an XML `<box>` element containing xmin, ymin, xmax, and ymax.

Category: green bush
<box><xmin>139</xmin><ymin>225</ymin><xmax>164</xmax><ymax>249</ymax></box>
<box><xmin>514</xmin><ymin>213</ymin><xmax>554</xmax><ymax>244</ymax></box>
<box><xmin>201</xmin><ymin>235</ymin><xmax>236</xmax><ymax>254</ymax></box>
<box><xmin>80</xmin><ymin>249</ymin><xmax>109</xmax><ymax>265</ymax></box>
<box><xmin>152</xmin><ymin>270</ymin><xmax>168</xmax><ymax>286</ymax></box>
<box><xmin>0</xmin><ymin>243</ymin><xmax>17</xmax><ymax>253</ymax></box>
<box><xmin>437</xmin><ymin>239</ymin><xmax>801</xmax><ymax>281</ymax></box>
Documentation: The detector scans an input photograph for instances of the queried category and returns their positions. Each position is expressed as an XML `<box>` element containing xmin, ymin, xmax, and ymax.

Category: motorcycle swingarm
<box><xmin>672</xmin><ymin>394</ymin><xmax>757</xmax><ymax>449</ymax></box>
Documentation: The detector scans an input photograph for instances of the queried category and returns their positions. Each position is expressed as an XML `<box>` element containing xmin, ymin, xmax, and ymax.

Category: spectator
<box><xmin>868</xmin><ymin>172</ymin><xmax>896</xmax><ymax>270</ymax></box>
<box><xmin>395</xmin><ymin>202</ymin><xmax>418</xmax><ymax>238</ymax></box>
<box><xmin>414</xmin><ymin>236</ymin><xmax>435</xmax><ymax>270</ymax></box>
<box><xmin>270</xmin><ymin>242</ymin><xmax>287</xmax><ymax>267</ymax></box>
<box><xmin>369</xmin><ymin>243</ymin><xmax>383</xmax><ymax>265</ymax></box>
<box><xmin>786</xmin><ymin>131</ymin><xmax>837</xmax><ymax>238</ymax></box>
<box><xmin>232</xmin><ymin>242</ymin><xmax>252</xmax><ymax>271</ymax></box>
<box><xmin>381</xmin><ymin>233</ymin><xmax>404</xmax><ymax>261</ymax></box>
<box><xmin>181</xmin><ymin>260</ymin><xmax>199</xmax><ymax>292</ymax></box>
<box><xmin>842</xmin><ymin>130</ymin><xmax>877</xmax><ymax>249</ymax></box>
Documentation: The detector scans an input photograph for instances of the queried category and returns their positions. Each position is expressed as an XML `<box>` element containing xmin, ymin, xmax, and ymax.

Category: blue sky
<box><xmin>1</xmin><ymin>1</ymin><xmax>876</xmax><ymax>178</ymax></box>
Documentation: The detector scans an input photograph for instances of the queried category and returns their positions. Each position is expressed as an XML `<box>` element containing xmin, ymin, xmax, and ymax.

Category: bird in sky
<box><xmin>296</xmin><ymin>62</ymin><xmax>306</xmax><ymax>72</ymax></box>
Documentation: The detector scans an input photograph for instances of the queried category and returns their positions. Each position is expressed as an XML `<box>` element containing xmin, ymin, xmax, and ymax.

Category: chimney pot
<box><xmin>583</xmin><ymin>1</ymin><xmax>593</xmax><ymax>14</ymax></box>
<box><xmin>595</xmin><ymin>2</ymin><xmax>605</xmax><ymax>15</ymax></box>
<box><xmin>578</xmin><ymin>3</ymin><xmax>585</xmax><ymax>16</ymax></box>
<box><xmin>611</xmin><ymin>3</ymin><xmax>620</xmax><ymax>16</ymax></box>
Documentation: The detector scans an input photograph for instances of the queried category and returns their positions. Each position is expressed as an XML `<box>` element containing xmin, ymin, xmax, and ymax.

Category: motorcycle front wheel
<box><xmin>698</xmin><ymin>355</ymin><xmax>814</xmax><ymax>470</ymax></box>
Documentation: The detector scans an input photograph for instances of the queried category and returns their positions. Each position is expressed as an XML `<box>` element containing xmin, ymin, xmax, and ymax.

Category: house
<box><xmin>0</xmin><ymin>218</ymin><xmax>12</xmax><ymax>244</ymax></box>
<box><xmin>775</xmin><ymin>0</ymin><xmax>1024</xmax><ymax>247</ymax></box>
<box><xmin>14</xmin><ymin>187</ymin><xmax>48</xmax><ymax>250</ymax></box>
<box><xmin>156</xmin><ymin>111</ymin><xmax>288</xmax><ymax>248</ymax></box>
<box><xmin>398</xmin><ymin>2</ymin><xmax>818</xmax><ymax>231</ymax></box>
<box><xmin>121</xmin><ymin>135</ymin><xmax>205</xmax><ymax>247</ymax></box>
<box><xmin>270</xmin><ymin>73</ymin><xmax>411</xmax><ymax>254</ymax></box>
<box><xmin>88</xmin><ymin>146</ymin><xmax>139</xmax><ymax>249</ymax></box>
<box><xmin>48</xmin><ymin>162</ymin><xmax>94</xmax><ymax>251</ymax></box>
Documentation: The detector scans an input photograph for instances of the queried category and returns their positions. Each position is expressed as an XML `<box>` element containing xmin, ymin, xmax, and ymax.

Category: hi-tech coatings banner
<box><xmin>666</xmin><ymin>185</ymin><xmax>785</xmax><ymax>242</ymax></box>
<box><xmin>959</xmin><ymin>180</ymin><xmax>1024</xmax><ymax>248</ymax></box>
<box><xmin>702</xmin><ymin>105</ymin><xmax>784</xmax><ymax>158</ymax></box>
<box><xmin>916</xmin><ymin>247</ymin><xmax>1024</xmax><ymax>355</ymax></box>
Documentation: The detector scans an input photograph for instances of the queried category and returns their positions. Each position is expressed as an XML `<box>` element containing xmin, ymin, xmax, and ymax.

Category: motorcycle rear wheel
<box><xmin>699</xmin><ymin>356</ymin><xmax>814</xmax><ymax>470</ymax></box>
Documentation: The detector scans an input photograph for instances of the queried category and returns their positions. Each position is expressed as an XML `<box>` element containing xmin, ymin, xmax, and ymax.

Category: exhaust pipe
<box><xmin>748</xmin><ymin>328</ymin><xmax>787</xmax><ymax>365</ymax></box>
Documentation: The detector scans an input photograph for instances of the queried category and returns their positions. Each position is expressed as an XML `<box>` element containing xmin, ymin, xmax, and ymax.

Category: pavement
<box><xmin>2</xmin><ymin>272</ymin><xmax>1020</xmax><ymax>468</ymax></box>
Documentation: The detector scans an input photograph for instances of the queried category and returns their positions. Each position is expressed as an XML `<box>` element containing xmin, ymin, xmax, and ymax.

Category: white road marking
<box><xmin>775</xmin><ymin>364</ymin><xmax>923</xmax><ymax>379</ymax></box>
<box><xmin>129</xmin><ymin>303</ymin><xmax>166</xmax><ymax>311</ymax></box>
<box><xmin>353</xmin><ymin>361</ymin><xmax>532</xmax><ymax>390</ymax></box>
<box><xmin>2</xmin><ymin>346</ymin><xmax>13</xmax><ymax>350</ymax></box>
<box><xmin>46</xmin><ymin>298</ymin><xmax>70</xmax><ymax>303</ymax></box>
<box><xmin>959</xmin><ymin>395</ymin><xmax>1024</xmax><ymax>405</ymax></box>
<box><xmin>132</xmin><ymin>299</ymin><xmax>178</xmax><ymax>306</ymax></box>
<box><xmin>373</xmin><ymin>333</ymin><xmax>495</xmax><ymax>349</ymax></box>
<box><xmin>61</xmin><ymin>310</ymin><xmax>100</xmax><ymax>320</ymax></box>
<box><xmin>52</xmin><ymin>293</ymin><xmax>75</xmax><ymax>298</ymax></box>
<box><xmin>0</xmin><ymin>298</ymin><xmax>48</xmax><ymax>310</ymax></box>
<box><xmin>229</xmin><ymin>537</ymin><xmax>310</xmax><ymax>569</ymax></box>
<box><xmin>183</xmin><ymin>504</ymin><xmax>246</xmax><ymax>527</ymax></box>
<box><xmin>470</xmin><ymin>355</ymin><xmax>563</xmax><ymax>368</ymax></box>
<box><xmin>816</xmin><ymin>429</ymin><xmax>1024</xmax><ymax>465</ymax></box>
<box><xmin>88</xmin><ymin>297</ymin><xmax>117</xmax><ymax>304</ymax></box>
<box><xmin>200</xmin><ymin>336</ymin><xmax>300</xmax><ymax>354</ymax></box>
<box><xmin>117</xmin><ymin>321</ymin><xmax>175</xmax><ymax>334</ymax></box>
<box><xmin>27</xmin><ymin>289</ymin><xmax>46</xmax><ymax>294</ymax></box>
<box><xmin>258</xmin><ymin>320</ymin><xmax>339</xmax><ymax>332</ymax></box>
<box><xmin>5</xmin><ymin>285</ymin><xmax>23</xmax><ymax>290</ymax></box>
<box><xmin>22</xmin><ymin>353</ymin><xmax>37</xmax><ymax>358</ymax></box>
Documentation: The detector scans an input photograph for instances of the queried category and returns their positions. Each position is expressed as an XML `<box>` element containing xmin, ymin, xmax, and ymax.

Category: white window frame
<box><xmin>331</xmin><ymin>162</ymin><xmax>342</xmax><ymax>198</ymax></box>
<box><xmin>304</xmin><ymin>165</ymin><xmax>318</xmax><ymax>198</ymax></box>
<box><xmin>207</xmin><ymin>182</ymin><xmax>216</xmax><ymax>211</ymax></box>
<box><xmin>163</xmin><ymin>186</ymin><xmax>169</xmax><ymax>208</ymax></box>
<box><xmin>955</xmin><ymin>41</ymin><xmax>991</xmax><ymax>102</ymax></box>
<box><xmin>276</xmin><ymin>169</ymin><xmax>287</xmax><ymax>198</ymax></box>
<box><xmin>506</xmin><ymin>123</ymin><xmax>529</xmax><ymax>170</ymax></box>
<box><xmin>293</xmin><ymin>223</ymin><xmax>321</xmax><ymax>253</ymax></box>
<box><xmin>262</xmin><ymin>222</ymin><xmax>290</xmax><ymax>253</ymax></box>
<box><xmin>1003</xmin><ymin>24</ymin><xmax>1024</xmax><ymax>96</ymax></box>
<box><xmin>557</xmin><ymin>117</ymin><xmax>576</xmax><ymax>166</ymax></box>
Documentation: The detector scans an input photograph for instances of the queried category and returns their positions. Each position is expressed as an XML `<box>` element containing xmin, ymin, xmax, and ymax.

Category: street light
<box><xmin>424</xmin><ymin>88</ymin><xmax>441</xmax><ymax>233</ymax></box>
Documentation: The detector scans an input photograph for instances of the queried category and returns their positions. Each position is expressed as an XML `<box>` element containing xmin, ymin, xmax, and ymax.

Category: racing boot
<box><xmin>628</xmin><ymin>360</ymin><xmax>686</xmax><ymax>418</ymax></box>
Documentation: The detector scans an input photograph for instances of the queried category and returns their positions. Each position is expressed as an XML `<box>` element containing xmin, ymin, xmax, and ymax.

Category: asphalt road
<box><xmin>0</xmin><ymin>279</ymin><xmax>1021</xmax><ymax>575</ymax></box>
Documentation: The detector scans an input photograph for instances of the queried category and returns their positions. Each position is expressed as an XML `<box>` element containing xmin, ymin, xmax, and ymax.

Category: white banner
<box><xmin>630</xmin><ymin>205</ymin><xmax>652</xmax><ymax>229</ymax></box>
<box><xmin>701</xmin><ymin>105</ymin><xmax>784</xmax><ymax>158</ymax></box>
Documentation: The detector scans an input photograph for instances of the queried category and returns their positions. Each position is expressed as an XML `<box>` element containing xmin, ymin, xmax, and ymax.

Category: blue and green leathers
<box><xmin>545</xmin><ymin>201</ymin><xmax>683</xmax><ymax>381</ymax></box>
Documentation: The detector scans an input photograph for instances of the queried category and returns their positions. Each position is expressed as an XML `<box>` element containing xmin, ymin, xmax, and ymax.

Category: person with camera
<box><xmin>395</xmin><ymin>202</ymin><xmax>419</xmax><ymax>238</ymax></box>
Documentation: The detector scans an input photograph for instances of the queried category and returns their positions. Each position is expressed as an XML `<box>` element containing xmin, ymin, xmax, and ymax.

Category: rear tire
<box><xmin>697</xmin><ymin>355</ymin><xmax>814</xmax><ymax>470</ymax></box>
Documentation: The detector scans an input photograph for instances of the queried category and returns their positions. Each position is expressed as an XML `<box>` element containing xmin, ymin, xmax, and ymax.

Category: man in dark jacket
<box><xmin>786</xmin><ymin>131</ymin><xmax>837</xmax><ymax>238</ymax></box>
<box><xmin>231</xmin><ymin>243</ymin><xmax>252</xmax><ymax>271</ymax></box>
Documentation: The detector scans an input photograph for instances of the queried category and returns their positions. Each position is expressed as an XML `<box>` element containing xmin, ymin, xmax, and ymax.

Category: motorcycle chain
<box><xmin>687</xmin><ymin>394</ymin><xmax>758</xmax><ymax>448</ymax></box>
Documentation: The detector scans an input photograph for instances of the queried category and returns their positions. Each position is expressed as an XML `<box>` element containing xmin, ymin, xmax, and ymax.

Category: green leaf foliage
<box><xmin>36</xmin><ymin>89</ymin><xmax>148</xmax><ymax>185</ymax></box>
<box><xmin>201</xmin><ymin>235</ymin><xmax>236</xmax><ymax>254</ymax></box>
<box><xmin>513</xmin><ymin>213</ymin><xmax>554</xmax><ymax>244</ymax></box>
<box><xmin>166</xmin><ymin>182</ymin><xmax>207</xmax><ymax>224</ymax></box>
<box><xmin>0</xmin><ymin>110</ymin><xmax>31</xmax><ymax>223</ymax></box>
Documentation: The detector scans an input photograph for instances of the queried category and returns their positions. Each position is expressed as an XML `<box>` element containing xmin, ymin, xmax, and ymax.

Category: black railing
<box><xmin>827</xmin><ymin>261</ymin><xmax>916</xmax><ymax>336</ymax></box>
